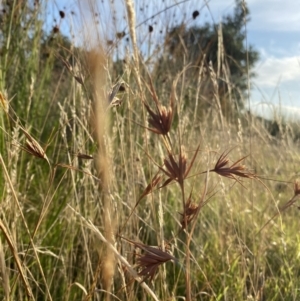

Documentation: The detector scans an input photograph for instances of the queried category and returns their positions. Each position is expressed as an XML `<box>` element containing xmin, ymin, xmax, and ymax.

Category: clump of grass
<box><xmin>119</xmin><ymin>73</ymin><xmax>259</xmax><ymax>300</ymax></box>
<box><xmin>1</xmin><ymin>1</ymin><xmax>300</xmax><ymax>301</ymax></box>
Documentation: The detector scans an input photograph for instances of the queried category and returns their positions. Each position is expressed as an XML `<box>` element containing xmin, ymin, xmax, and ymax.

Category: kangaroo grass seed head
<box><xmin>121</xmin><ymin>237</ymin><xmax>176</xmax><ymax>282</ymax></box>
<box><xmin>179</xmin><ymin>197</ymin><xmax>198</xmax><ymax>229</ymax></box>
<box><xmin>163</xmin><ymin>148</ymin><xmax>186</xmax><ymax>183</ymax></box>
<box><xmin>143</xmin><ymin>101</ymin><xmax>174</xmax><ymax>135</ymax></box>
<box><xmin>294</xmin><ymin>180</ymin><xmax>300</xmax><ymax>196</ymax></box>
<box><xmin>143</xmin><ymin>74</ymin><xmax>177</xmax><ymax>136</ymax></box>
<box><xmin>212</xmin><ymin>150</ymin><xmax>256</xmax><ymax>183</ymax></box>
<box><xmin>160</xmin><ymin>145</ymin><xmax>200</xmax><ymax>187</ymax></box>
<box><xmin>134</xmin><ymin>242</ymin><xmax>176</xmax><ymax>282</ymax></box>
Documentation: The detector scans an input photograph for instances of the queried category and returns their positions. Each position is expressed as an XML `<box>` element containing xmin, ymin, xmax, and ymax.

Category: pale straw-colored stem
<box><xmin>68</xmin><ymin>205</ymin><xmax>160</xmax><ymax>301</ymax></box>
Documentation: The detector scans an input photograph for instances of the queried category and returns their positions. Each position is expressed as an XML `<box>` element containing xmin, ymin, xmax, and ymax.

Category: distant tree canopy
<box><xmin>153</xmin><ymin>0</ymin><xmax>259</xmax><ymax>118</ymax></box>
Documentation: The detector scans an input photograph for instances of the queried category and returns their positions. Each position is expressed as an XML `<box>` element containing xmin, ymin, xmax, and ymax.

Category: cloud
<box><xmin>251</xmin><ymin>101</ymin><xmax>300</xmax><ymax>121</ymax></box>
<box><xmin>247</xmin><ymin>0</ymin><xmax>300</xmax><ymax>32</ymax></box>
<box><xmin>205</xmin><ymin>0</ymin><xmax>300</xmax><ymax>32</ymax></box>
<box><xmin>254</xmin><ymin>55</ymin><xmax>300</xmax><ymax>87</ymax></box>
<box><xmin>251</xmin><ymin>52</ymin><xmax>300</xmax><ymax>109</ymax></box>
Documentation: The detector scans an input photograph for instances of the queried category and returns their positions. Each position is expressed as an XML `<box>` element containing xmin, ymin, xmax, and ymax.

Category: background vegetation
<box><xmin>0</xmin><ymin>0</ymin><xmax>300</xmax><ymax>300</ymax></box>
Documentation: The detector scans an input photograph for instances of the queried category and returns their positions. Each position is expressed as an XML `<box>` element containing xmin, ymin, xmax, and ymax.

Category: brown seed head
<box><xmin>160</xmin><ymin>145</ymin><xmax>200</xmax><ymax>187</ymax></box>
<box><xmin>294</xmin><ymin>180</ymin><xmax>300</xmax><ymax>196</ymax></box>
<box><xmin>163</xmin><ymin>148</ymin><xmax>186</xmax><ymax>183</ymax></box>
<box><xmin>76</xmin><ymin>153</ymin><xmax>93</xmax><ymax>160</ymax></box>
<box><xmin>20</xmin><ymin>127</ymin><xmax>50</xmax><ymax>166</ymax></box>
<box><xmin>179</xmin><ymin>197</ymin><xmax>198</xmax><ymax>229</ymax></box>
<box><xmin>143</xmin><ymin>75</ymin><xmax>176</xmax><ymax>135</ymax></box>
<box><xmin>52</xmin><ymin>25</ymin><xmax>59</xmax><ymax>34</ymax></box>
<box><xmin>144</xmin><ymin>102</ymin><xmax>173</xmax><ymax>135</ymax></box>
<box><xmin>134</xmin><ymin>242</ymin><xmax>176</xmax><ymax>282</ymax></box>
<box><xmin>212</xmin><ymin>150</ymin><xmax>255</xmax><ymax>183</ymax></box>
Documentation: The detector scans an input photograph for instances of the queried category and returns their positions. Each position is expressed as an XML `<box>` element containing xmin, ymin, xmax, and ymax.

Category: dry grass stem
<box><xmin>125</xmin><ymin>0</ymin><xmax>138</xmax><ymax>65</ymax></box>
<box><xmin>0</xmin><ymin>219</ymin><xmax>33</xmax><ymax>299</ymax></box>
<box><xmin>58</xmin><ymin>54</ymin><xmax>85</xmax><ymax>86</ymax></box>
<box><xmin>68</xmin><ymin>206</ymin><xmax>160</xmax><ymax>301</ymax></box>
<box><xmin>0</xmin><ymin>90</ymin><xmax>9</xmax><ymax>113</ymax></box>
<box><xmin>56</xmin><ymin>163</ymin><xmax>100</xmax><ymax>181</ymax></box>
<box><xmin>86</xmin><ymin>48</ymin><xmax>116</xmax><ymax>299</ymax></box>
<box><xmin>121</xmin><ymin>173</ymin><xmax>162</xmax><ymax>231</ymax></box>
<box><xmin>0</xmin><ymin>238</ymin><xmax>9</xmax><ymax>299</ymax></box>
<box><xmin>259</xmin><ymin>180</ymin><xmax>300</xmax><ymax>233</ymax></box>
<box><xmin>279</xmin><ymin>180</ymin><xmax>300</xmax><ymax>212</ymax></box>
<box><xmin>138</xmin><ymin>173</ymin><xmax>162</xmax><ymax>202</ymax></box>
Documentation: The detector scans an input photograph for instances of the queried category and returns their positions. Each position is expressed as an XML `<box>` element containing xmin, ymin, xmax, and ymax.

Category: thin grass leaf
<box><xmin>137</xmin><ymin>173</ymin><xmax>162</xmax><ymax>202</ymax></box>
<box><xmin>121</xmin><ymin>173</ymin><xmax>162</xmax><ymax>231</ymax></box>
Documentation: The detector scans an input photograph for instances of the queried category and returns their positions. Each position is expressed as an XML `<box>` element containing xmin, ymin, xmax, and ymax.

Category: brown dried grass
<box><xmin>85</xmin><ymin>48</ymin><xmax>116</xmax><ymax>300</ymax></box>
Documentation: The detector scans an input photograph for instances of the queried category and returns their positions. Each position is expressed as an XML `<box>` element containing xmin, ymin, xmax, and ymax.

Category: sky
<box><xmin>48</xmin><ymin>0</ymin><xmax>300</xmax><ymax>120</ymax></box>
<box><xmin>206</xmin><ymin>0</ymin><xmax>300</xmax><ymax>120</ymax></box>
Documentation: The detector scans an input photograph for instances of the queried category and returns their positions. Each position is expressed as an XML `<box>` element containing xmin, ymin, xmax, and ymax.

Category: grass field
<box><xmin>0</xmin><ymin>1</ymin><xmax>300</xmax><ymax>300</ymax></box>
